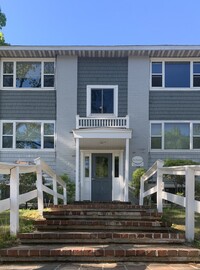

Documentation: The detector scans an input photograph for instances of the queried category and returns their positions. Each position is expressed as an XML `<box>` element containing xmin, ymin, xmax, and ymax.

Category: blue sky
<box><xmin>1</xmin><ymin>0</ymin><xmax>200</xmax><ymax>46</ymax></box>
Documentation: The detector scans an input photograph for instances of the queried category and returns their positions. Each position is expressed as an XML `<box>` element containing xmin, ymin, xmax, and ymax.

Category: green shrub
<box><xmin>60</xmin><ymin>174</ymin><xmax>75</xmax><ymax>203</ymax></box>
<box><xmin>131</xmin><ymin>168</ymin><xmax>146</xmax><ymax>197</ymax></box>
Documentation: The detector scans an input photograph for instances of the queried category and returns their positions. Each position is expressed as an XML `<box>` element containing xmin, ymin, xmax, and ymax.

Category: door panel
<box><xmin>91</xmin><ymin>153</ymin><xmax>112</xmax><ymax>202</ymax></box>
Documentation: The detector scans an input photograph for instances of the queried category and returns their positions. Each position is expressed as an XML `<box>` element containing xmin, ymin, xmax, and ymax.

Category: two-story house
<box><xmin>0</xmin><ymin>45</ymin><xmax>200</xmax><ymax>202</ymax></box>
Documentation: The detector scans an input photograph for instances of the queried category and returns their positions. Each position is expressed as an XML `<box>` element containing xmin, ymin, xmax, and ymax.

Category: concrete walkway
<box><xmin>0</xmin><ymin>263</ymin><xmax>200</xmax><ymax>270</ymax></box>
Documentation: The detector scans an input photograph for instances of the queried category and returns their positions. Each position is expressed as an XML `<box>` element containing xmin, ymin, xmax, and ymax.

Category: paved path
<box><xmin>0</xmin><ymin>263</ymin><xmax>200</xmax><ymax>270</ymax></box>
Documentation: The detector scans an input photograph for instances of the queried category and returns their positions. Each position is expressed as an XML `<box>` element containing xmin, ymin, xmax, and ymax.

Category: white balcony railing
<box><xmin>76</xmin><ymin>115</ymin><xmax>129</xmax><ymax>129</ymax></box>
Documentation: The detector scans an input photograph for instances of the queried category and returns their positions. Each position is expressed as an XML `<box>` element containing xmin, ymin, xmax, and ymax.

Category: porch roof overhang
<box><xmin>1</xmin><ymin>45</ymin><xmax>200</xmax><ymax>58</ymax></box>
<box><xmin>72</xmin><ymin>128</ymin><xmax>132</xmax><ymax>139</ymax></box>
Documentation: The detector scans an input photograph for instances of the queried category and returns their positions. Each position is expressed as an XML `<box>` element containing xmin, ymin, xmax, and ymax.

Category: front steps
<box><xmin>0</xmin><ymin>202</ymin><xmax>200</xmax><ymax>263</ymax></box>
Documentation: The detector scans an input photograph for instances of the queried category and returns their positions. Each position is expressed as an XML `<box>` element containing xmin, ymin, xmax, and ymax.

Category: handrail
<box><xmin>0</xmin><ymin>158</ymin><xmax>67</xmax><ymax>235</ymax></box>
<box><xmin>139</xmin><ymin>160</ymin><xmax>200</xmax><ymax>242</ymax></box>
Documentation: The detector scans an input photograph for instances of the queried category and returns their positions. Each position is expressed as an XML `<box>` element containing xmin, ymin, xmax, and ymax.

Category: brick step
<box><xmin>43</xmin><ymin>209</ymin><xmax>161</xmax><ymax>217</ymax></box>
<box><xmin>43</xmin><ymin>214</ymin><xmax>161</xmax><ymax>221</ymax></box>
<box><xmin>51</xmin><ymin>203</ymin><xmax>152</xmax><ymax>210</ymax></box>
<box><xmin>35</xmin><ymin>219</ymin><xmax>168</xmax><ymax>227</ymax></box>
<box><xmin>1</xmin><ymin>244</ymin><xmax>200</xmax><ymax>263</ymax></box>
<box><xmin>18</xmin><ymin>231</ymin><xmax>185</xmax><ymax>245</ymax></box>
<box><xmin>35</xmin><ymin>220</ymin><xmax>170</xmax><ymax>231</ymax></box>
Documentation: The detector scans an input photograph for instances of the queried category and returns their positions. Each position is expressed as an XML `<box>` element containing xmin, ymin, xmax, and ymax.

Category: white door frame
<box><xmin>80</xmin><ymin>149</ymin><xmax>124</xmax><ymax>201</ymax></box>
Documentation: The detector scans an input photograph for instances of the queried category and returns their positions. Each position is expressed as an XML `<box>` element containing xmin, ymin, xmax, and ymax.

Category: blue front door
<box><xmin>91</xmin><ymin>153</ymin><xmax>112</xmax><ymax>202</ymax></box>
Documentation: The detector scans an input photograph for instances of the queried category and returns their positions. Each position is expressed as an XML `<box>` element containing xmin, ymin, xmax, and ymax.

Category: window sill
<box><xmin>0</xmin><ymin>149</ymin><xmax>55</xmax><ymax>152</ymax></box>
<box><xmin>150</xmin><ymin>87</ymin><xmax>200</xmax><ymax>91</ymax></box>
<box><xmin>1</xmin><ymin>87</ymin><xmax>55</xmax><ymax>91</ymax></box>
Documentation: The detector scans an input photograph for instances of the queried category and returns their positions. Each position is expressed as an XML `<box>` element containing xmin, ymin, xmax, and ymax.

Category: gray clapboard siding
<box><xmin>77</xmin><ymin>57</ymin><xmax>128</xmax><ymax>117</ymax></box>
<box><xmin>150</xmin><ymin>91</ymin><xmax>200</xmax><ymax>120</ymax></box>
<box><xmin>0</xmin><ymin>151</ymin><xmax>56</xmax><ymax>170</ymax></box>
<box><xmin>149</xmin><ymin>152</ymin><xmax>200</xmax><ymax>168</ymax></box>
<box><xmin>0</xmin><ymin>91</ymin><xmax>56</xmax><ymax>120</ymax></box>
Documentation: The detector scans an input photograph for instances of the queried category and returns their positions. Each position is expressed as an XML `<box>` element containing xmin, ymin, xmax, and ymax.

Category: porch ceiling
<box><xmin>80</xmin><ymin>138</ymin><xmax>125</xmax><ymax>150</ymax></box>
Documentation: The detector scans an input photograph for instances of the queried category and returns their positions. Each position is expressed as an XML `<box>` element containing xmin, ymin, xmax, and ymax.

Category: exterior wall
<box><xmin>149</xmin><ymin>152</ymin><xmax>200</xmax><ymax>167</ymax></box>
<box><xmin>150</xmin><ymin>91</ymin><xmax>200</xmax><ymax>120</ymax></box>
<box><xmin>0</xmin><ymin>91</ymin><xmax>56</xmax><ymax>120</ymax></box>
<box><xmin>128</xmin><ymin>57</ymin><xmax>150</xmax><ymax>179</ymax></box>
<box><xmin>0</xmin><ymin>89</ymin><xmax>56</xmax><ymax>166</ymax></box>
<box><xmin>0</xmin><ymin>151</ymin><xmax>56</xmax><ymax>170</ymax></box>
<box><xmin>56</xmin><ymin>56</ymin><xmax>77</xmax><ymax>180</ymax></box>
<box><xmin>77</xmin><ymin>57</ymin><xmax>128</xmax><ymax>117</ymax></box>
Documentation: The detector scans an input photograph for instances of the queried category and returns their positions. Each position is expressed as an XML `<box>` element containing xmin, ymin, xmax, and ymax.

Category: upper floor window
<box><xmin>151</xmin><ymin>121</ymin><xmax>200</xmax><ymax>150</ymax></box>
<box><xmin>151</xmin><ymin>60</ymin><xmax>200</xmax><ymax>89</ymax></box>
<box><xmin>1</xmin><ymin>121</ymin><xmax>55</xmax><ymax>150</ymax></box>
<box><xmin>2</xmin><ymin>59</ymin><xmax>55</xmax><ymax>89</ymax></box>
<box><xmin>87</xmin><ymin>85</ymin><xmax>118</xmax><ymax>117</ymax></box>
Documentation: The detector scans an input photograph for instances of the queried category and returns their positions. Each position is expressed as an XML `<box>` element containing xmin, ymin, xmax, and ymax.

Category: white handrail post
<box><xmin>75</xmin><ymin>138</ymin><xmax>80</xmax><ymax>201</ymax></box>
<box><xmin>157</xmin><ymin>160</ymin><xmax>164</xmax><ymax>213</ymax></box>
<box><xmin>35</xmin><ymin>158</ymin><xmax>44</xmax><ymax>213</ymax></box>
<box><xmin>185</xmin><ymin>167</ymin><xmax>195</xmax><ymax>242</ymax></box>
<box><xmin>63</xmin><ymin>185</ymin><xmax>67</xmax><ymax>205</ymax></box>
<box><xmin>10</xmin><ymin>166</ymin><xmax>19</xmax><ymax>236</ymax></box>
<box><xmin>139</xmin><ymin>176</ymin><xmax>144</xmax><ymax>206</ymax></box>
<box><xmin>53</xmin><ymin>175</ymin><xmax>58</xmax><ymax>205</ymax></box>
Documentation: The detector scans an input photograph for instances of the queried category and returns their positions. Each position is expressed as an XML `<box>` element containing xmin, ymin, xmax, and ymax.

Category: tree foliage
<box><xmin>0</xmin><ymin>8</ymin><xmax>8</xmax><ymax>46</ymax></box>
<box><xmin>0</xmin><ymin>9</ymin><xmax>6</xmax><ymax>30</ymax></box>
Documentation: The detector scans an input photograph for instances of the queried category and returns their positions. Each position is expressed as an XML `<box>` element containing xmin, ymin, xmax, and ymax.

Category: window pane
<box><xmin>165</xmin><ymin>62</ymin><xmax>190</xmax><ymax>87</ymax></box>
<box><xmin>44</xmin><ymin>123</ymin><xmax>54</xmax><ymax>135</ymax></box>
<box><xmin>95</xmin><ymin>157</ymin><xmax>108</xmax><ymax>178</ymax></box>
<box><xmin>44</xmin><ymin>75</ymin><xmax>54</xmax><ymax>87</ymax></box>
<box><xmin>16</xmin><ymin>62</ymin><xmax>41</xmax><ymax>88</ymax></box>
<box><xmin>193</xmin><ymin>75</ymin><xmax>200</xmax><ymax>87</ymax></box>
<box><xmin>3</xmin><ymin>62</ymin><xmax>13</xmax><ymax>74</ymax></box>
<box><xmin>152</xmin><ymin>75</ymin><xmax>162</xmax><ymax>87</ymax></box>
<box><xmin>44</xmin><ymin>62</ymin><xmax>54</xmax><ymax>74</ymax></box>
<box><xmin>3</xmin><ymin>123</ymin><xmax>13</xmax><ymax>135</ymax></box>
<box><xmin>151</xmin><ymin>137</ymin><xmax>162</xmax><ymax>149</ymax></box>
<box><xmin>3</xmin><ymin>75</ymin><xmax>13</xmax><ymax>87</ymax></box>
<box><xmin>91</xmin><ymin>89</ymin><xmax>102</xmax><ymax>113</ymax></box>
<box><xmin>44</xmin><ymin>136</ymin><xmax>54</xmax><ymax>148</ymax></box>
<box><xmin>103</xmin><ymin>89</ymin><xmax>113</xmax><ymax>113</ymax></box>
<box><xmin>2</xmin><ymin>136</ymin><xmax>13</xmax><ymax>148</ymax></box>
<box><xmin>114</xmin><ymin>156</ymin><xmax>119</xmax><ymax>177</ymax></box>
<box><xmin>152</xmin><ymin>62</ymin><xmax>162</xmax><ymax>73</ymax></box>
<box><xmin>151</xmin><ymin>124</ymin><xmax>162</xmax><ymax>136</ymax></box>
<box><xmin>164</xmin><ymin>123</ymin><xmax>190</xmax><ymax>149</ymax></box>
<box><xmin>193</xmin><ymin>137</ymin><xmax>200</xmax><ymax>149</ymax></box>
<box><xmin>16</xmin><ymin>123</ymin><xmax>41</xmax><ymax>149</ymax></box>
<box><xmin>193</xmin><ymin>124</ymin><xmax>200</xmax><ymax>136</ymax></box>
<box><xmin>85</xmin><ymin>156</ymin><xmax>90</xmax><ymax>177</ymax></box>
<box><xmin>193</xmin><ymin>62</ymin><xmax>200</xmax><ymax>73</ymax></box>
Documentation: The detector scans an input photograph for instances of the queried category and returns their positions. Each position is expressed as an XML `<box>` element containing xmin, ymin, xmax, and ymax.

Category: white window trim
<box><xmin>1</xmin><ymin>58</ymin><xmax>55</xmax><ymax>90</ymax></box>
<box><xmin>86</xmin><ymin>85</ymin><xmax>118</xmax><ymax>117</ymax></box>
<box><xmin>150</xmin><ymin>58</ymin><xmax>200</xmax><ymax>91</ymax></box>
<box><xmin>1</xmin><ymin>120</ymin><xmax>55</xmax><ymax>151</ymax></box>
<box><xmin>150</xmin><ymin>120</ymin><xmax>200</xmax><ymax>152</ymax></box>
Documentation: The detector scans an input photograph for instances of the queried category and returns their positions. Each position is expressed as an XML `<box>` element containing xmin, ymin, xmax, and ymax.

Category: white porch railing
<box><xmin>0</xmin><ymin>158</ymin><xmax>67</xmax><ymax>236</ymax></box>
<box><xmin>139</xmin><ymin>160</ymin><xmax>200</xmax><ymax>242</ymax></box>
<box><xmin>76</xmin><ymin>115</ymin><xmax>129</xmax><ymax>129</ymax></box>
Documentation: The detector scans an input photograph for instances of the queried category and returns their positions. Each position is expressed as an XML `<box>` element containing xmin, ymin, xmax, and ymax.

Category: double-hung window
<box><xmin>1</xmin><ymin>121</ymin><xmax>55</xmax><ymax>150</ymax></box>
<box><xmin>151</xmin><ymin>60</ymin><xmax>200</xmax><ymax>89</ymax></box>
<box><xmin>151</xmin><ymin>122</ymin><xmax>200</xmax><ymax>150</ymax></box>
<box><xmin>2</xmin><ymin>60</ymin><xmax>55</xmax><ymax>89</ymax></box>
<box><xmin>87</xmin><ymin>85</ymin><xmax>118</xmax><ymax>117</ymax></box>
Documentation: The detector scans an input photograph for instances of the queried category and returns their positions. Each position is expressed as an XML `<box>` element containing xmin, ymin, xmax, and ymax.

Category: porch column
<box><xmin>124</xmin><ymin>138</ymin><xmax>129</xmax><ymax>202</ymax></box>
<box><xmin>75</xmin><ymin>138</ymin><xmax>80</xmax><ymax>201</ymax></box>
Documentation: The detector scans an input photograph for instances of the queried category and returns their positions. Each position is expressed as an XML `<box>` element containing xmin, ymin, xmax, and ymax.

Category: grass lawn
<box><xmin>0</xmin><ymin>209</ymin><xmax>43</xmax><ymax>248</ymax></box>
<box><xmin>162</xmin><ymin>205</ymin><xmax>200</xmax><ymax>247</ymax></box>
